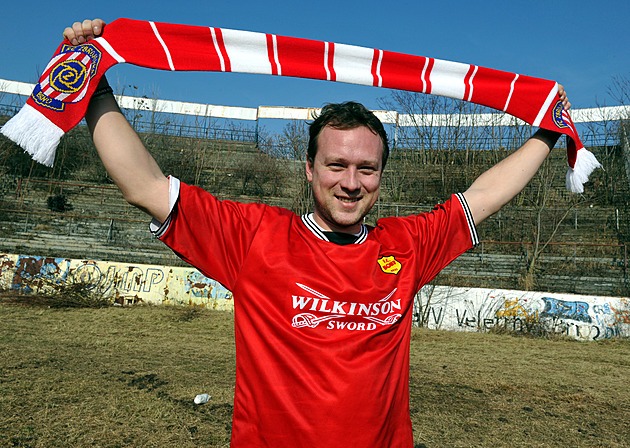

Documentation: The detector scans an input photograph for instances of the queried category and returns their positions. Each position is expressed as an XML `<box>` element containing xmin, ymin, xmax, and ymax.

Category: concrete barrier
<box><xmin>2</xmin><ymin>252</ymin><xmax>628</xmax><ymax>340</ymax></box>
<box><xmin>0</xmin><ymin>253</ymin><xmax>232</xmax><ymax>310</ymax></box>
<box><xmin>416</xmin><ymin>285</ymin><xmax>630</xmax><ymax>341</ymax></box>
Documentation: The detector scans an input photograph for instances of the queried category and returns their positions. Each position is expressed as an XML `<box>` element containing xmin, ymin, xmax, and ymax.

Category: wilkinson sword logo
<box><xmin>291</xmin><ymin>283</ymin><xmax>402</xmax><ymax>331</ymax></box>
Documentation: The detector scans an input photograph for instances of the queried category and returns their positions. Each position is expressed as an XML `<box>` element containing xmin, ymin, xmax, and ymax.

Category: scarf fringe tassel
<box><xmin>566</xmin><ymin>148</ymin><xmax>602</xmax><ymax>194</ymax></box>
<box><xmin>1</xmin><ymin>104</ymin><xmax>63</xmax><ymax>167</ymax></box>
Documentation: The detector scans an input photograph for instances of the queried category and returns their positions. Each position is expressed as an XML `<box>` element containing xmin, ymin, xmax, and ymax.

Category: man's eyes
<box><xmin>325</xmin><ymin>163</ymin><xmax>378</xmax><ymax>173</ymax></box>
<box><xmin>359</xmin><ymin>166</ymin><xmax>378</xmax><ymax>173</ymax></box>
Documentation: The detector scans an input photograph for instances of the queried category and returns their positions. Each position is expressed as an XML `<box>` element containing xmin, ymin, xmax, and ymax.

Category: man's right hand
<box><xmin>63</xmin><ymin>19</ymin><xmax>106</xmax><ymax>46</ymax></box>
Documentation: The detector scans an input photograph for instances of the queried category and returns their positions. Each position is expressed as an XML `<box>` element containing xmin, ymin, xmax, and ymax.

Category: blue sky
<box><xmin>1</xmin><ymin>0</ymin><xmax>629</xmax><ymax>111</ymax></box>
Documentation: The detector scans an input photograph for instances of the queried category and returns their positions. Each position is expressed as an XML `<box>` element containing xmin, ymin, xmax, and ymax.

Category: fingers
<box><xmin>63</xmin><ymin>19</ymin><xmax>106</xmax><ymax>46</ymax></box>
<box><xmin>558</xmin><ymin>84</ymin><xmax>572</xmax><ymax>110</ymax></box>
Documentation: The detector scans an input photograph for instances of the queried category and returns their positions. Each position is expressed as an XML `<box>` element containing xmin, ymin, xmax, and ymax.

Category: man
<box><xmin>65</xmin><ymin>19</ymin><xmax>570</xmax><ymax>448</ymax></box>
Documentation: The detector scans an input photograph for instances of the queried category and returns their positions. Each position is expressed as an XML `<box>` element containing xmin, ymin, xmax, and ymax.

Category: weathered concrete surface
<box><xmin>0</xmin><ymin>253</ymin><xmax>232</xmax><ymax>309</ymax></box>
<box><xmin>3</xmin><ymin>252</ymin><xmax>628</xmax><ymax>340</ymax></box>
<box><xmin>416</xmin><ymin>285</ymin><xmax>630</xmax><ymax>341</ymax></box>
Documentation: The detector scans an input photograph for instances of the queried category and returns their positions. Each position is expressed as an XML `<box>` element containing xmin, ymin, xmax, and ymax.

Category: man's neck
<box><xmin>311</xmin><ymin>213</ymin><xmax>362</xmax><ymax>235</ymax></box>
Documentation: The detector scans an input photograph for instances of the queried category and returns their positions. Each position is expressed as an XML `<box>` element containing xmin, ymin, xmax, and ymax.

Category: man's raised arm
<box><xmin>462</xmin><ymin>86</ymin><xmax>571</xmax><ymax>226</ymax></box>
<box><xmin>65</xmin><ymin>19</ymin><xmax>170</xmax><ymax>223</ymax></box>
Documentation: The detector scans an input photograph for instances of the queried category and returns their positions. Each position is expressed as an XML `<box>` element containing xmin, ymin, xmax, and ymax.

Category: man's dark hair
<box><xmin>307</xmin><ymin>102</ymin><xmax>389</xmax><ymax>169</ymax></box>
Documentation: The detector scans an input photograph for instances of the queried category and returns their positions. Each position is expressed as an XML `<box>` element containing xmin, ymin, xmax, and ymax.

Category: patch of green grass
<box><xmin>0</xmin><ymin>302</ymin><xmax>628</xmax><ymax>447</ymax></box>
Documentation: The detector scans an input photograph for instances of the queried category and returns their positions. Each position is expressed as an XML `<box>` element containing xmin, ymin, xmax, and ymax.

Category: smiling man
<box><xmin>65</xmin><ymin>18</ymin><xmax>570</xmax><ymax>448</ymax></box>
<box><xmin>306</xmin><ymin>102</ymin><xmax>387</xmax><ymax>236</ymax></box>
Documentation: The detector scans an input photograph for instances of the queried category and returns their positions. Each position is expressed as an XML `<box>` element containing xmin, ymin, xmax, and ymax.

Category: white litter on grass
<box><xmin>194</xmin><ymin>393</ymin><xmax>211</xmax><ymax>404</ymax></box>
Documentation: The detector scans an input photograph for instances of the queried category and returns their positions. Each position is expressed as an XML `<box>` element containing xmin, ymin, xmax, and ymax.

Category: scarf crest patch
<box><xmin>33</xmin><ymin>43</ymin><xmax>102</xmax><ymax>112</ymax></box>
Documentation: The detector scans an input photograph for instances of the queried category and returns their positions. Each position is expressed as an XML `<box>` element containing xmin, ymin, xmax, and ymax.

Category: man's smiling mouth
<box><xmin>337</xmin><ymin>196</ymin><xmax>361</xmax><ymax>203</ymax></box>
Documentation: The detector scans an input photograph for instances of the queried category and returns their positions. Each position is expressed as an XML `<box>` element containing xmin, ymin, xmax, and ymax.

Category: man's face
<box><xmin>306</xmin><ymin>125</ymin><xmax>383</xmax><ymax>234</ymax></box>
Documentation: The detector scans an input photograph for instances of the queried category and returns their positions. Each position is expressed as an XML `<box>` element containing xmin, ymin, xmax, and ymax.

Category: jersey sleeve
<box><xmin>416</xmin><ymin>192</ymin><xmax>478</xmax><ymax>286</ymax></box>
<box><xmin>151</xmin><ymin>177</ymin><xmax>268</xmax><ymax>291</ymax></box>
<box><xmin>377</xmin><ymin>193</ymin><xmax>479</xmax><ymax>289</ymax></box>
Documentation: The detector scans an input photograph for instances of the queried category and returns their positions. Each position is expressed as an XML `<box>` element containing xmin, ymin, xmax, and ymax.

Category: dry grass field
<box><xmin>0</xmin><ymin>297</ymin><xmax>628</xmax><ymax>447</ymax></box>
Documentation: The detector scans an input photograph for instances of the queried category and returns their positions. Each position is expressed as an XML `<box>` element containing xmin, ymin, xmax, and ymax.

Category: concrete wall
<box><xmin>416</xmin><ymin>285</ymin><xmax>630</xmax><ymax>341</ymax></box>
<box><xmin>2</xmin><ymin>252</ymin><xmax>628</xmax><ymax>340</ymax></box>
<box><xmin>0</xmin><ymin>253</ymin><xmax>232</xmax><ymax>310</ymax></box>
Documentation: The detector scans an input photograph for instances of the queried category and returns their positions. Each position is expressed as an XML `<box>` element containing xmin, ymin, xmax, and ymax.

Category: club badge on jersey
<box><xmin>378</xmin><ymin>256</ymin><xmax>402</xmax><ymax>275</ymax></box>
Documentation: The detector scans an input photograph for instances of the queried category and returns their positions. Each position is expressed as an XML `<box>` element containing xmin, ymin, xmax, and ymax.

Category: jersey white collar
<box><xmin>300</xmin><ymin>213</ymin><xmax>368</xmax><ymax>244</ymax></box>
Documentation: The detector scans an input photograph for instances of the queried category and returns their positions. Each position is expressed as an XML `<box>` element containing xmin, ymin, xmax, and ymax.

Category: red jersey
<box><xmin>153</xmin><ymin>178</ymin><xmax>478</xmax><ymax>447</ymax></box>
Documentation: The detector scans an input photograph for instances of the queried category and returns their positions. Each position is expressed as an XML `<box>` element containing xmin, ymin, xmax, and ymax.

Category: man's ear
<box><xmin>306</xmin><ymin>159</ymin><xmax>314</xmax><ymax>182</ymax></box>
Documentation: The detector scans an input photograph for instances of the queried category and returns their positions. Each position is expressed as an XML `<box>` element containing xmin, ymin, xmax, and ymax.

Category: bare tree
<box><xmin>273</xmin><ymin>120</ymin><xmax>308</xmax><ymax>160</ymax></box>
<box><xmin>608</xmin><ymin>74</ymin><xmax>630</xmax><ymax>107</ymax></box>
<box><xmin>521</xmin><ymin>183</ymin><xmax>577</xmax><ymax>290</ymax></box>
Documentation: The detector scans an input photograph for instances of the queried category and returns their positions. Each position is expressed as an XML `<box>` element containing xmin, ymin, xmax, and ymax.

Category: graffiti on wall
<box><xmin>415</xmin><ymin>286</ymin><xmax>630</xmax><ymax>341</ymax></box>
<box><xmin>0</xmin><ymin>254</ymin><xmax>233</xmax><ymax>309</ymax></box>
<box><xmin>2</xmin><ymin>253</ymin><xmax>628</xmax><ymax>340</ymax></box>
<box><xmin>541</xmin><ymin>297</ymin><xmax>591</xmax><ymax>323</ymax></box>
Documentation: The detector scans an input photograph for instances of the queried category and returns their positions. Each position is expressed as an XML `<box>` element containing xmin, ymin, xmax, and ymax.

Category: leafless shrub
<box><xmin>1</xmin><ymin>279</ymin><xmax>112</xmax><ymax>308</ymax></box>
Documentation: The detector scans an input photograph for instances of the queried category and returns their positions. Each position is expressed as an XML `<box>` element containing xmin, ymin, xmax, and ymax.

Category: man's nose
<box><xmin>340</xmin><ymin>167</ymin><xmax>361</xmax><ymax>191</ymax></box>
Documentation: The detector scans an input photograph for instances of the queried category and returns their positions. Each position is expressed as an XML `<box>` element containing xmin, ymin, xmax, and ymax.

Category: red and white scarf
<box><xmin>1</xmin><ymin>18</ymin><xmax>600</xmax><ymax>193</ymax></box>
